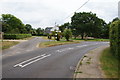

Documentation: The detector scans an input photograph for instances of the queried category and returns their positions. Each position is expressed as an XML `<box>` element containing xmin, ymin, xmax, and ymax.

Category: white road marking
<box><xmin>14</xmin><ymin>54</ymin><xmax>51</xmax><ymax>68</ymax></box>
<box><xmin>26</xmin><ymin>50</ymin><xmax>33</xmax><ymax>52</ymax></box>
<box><xmin>76</xmin><ymin>45</ymin><xmax>87</xmax><ymax>48</ymax></box>
<box><xmin>56</xmin><ymin>47</ymin><xmax>74</xmax><ymax>53</ymax></box>
<box><xmin>56</xmin><ymin>45</ymin><xmax>88</xmax><ymax>53</ymax></box>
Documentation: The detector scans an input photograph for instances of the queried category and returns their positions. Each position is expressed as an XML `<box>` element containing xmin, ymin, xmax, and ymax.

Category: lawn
<box><xmin>0</xmin><ymin>41</ymin><xmax>19</xmax><ymax>50</ymax></box>
<box><xmin>100</xmin><ymin>47</ymin><xmax>119</xmax><ymax>78</ymax></box>
<box><xmin>39</xmin><ymin>40</ymin><xmax>80</xmax><ymax>48</ymax></box>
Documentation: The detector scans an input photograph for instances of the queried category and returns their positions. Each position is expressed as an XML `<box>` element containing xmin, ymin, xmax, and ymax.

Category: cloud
<box><xmin>0</xmin><ymin>0</ymin><xmax>119</xmax><ymax>29</ymax></box>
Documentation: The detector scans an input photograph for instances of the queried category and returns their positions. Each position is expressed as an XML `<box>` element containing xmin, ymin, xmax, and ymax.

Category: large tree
<box><xmin>1</xmin><ymin>14</ymin><xmax>27</xmax><ymax>34</ymax></box>
<box><xmin>71</xmin><ymin>12</ymin><xmax>107</xmax><ymax>39</ymax></box>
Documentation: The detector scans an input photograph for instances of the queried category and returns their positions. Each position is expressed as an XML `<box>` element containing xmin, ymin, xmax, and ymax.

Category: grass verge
<box><xmin>0</xmin><ymin>41</ymin><xmax>19</xmax><ymax>50</ymax></box>
<box><xmin>100</xmin><ymin>47</ymin><xmax>119</xmax><ymax>78</ymax></box>
<box><xmin>41</xmin><ymin>36</ymin><xmax>109</xmax><ymax>42</ymax></box>
<box><xmin>72</xmin><ymin>38</ymin><xmax>109</xmax><ymax>42</ymax></box>
<box><xmin>39</xmin><ymin>40</ymin><xmax>80</xmax><ymax>48</ymax></box>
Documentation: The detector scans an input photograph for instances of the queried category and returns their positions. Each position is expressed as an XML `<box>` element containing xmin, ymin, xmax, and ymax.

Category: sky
<box><xmin>0</xmin><ymin>0</ymin><xmax>119</xmax><ymax>29</ymax></box>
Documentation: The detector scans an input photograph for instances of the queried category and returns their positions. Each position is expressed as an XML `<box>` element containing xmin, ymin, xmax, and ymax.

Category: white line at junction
<box><xmin>14</xmin><ymin>54</ymin><xmax>51</xmax><ymax>68</ymax></box>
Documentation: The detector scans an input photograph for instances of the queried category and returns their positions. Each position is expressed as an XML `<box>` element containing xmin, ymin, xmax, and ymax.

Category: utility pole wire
<box><xmin>63</xmin><ymin>0</ymin><xmax>90</xmax><ymax>22</ymax></box>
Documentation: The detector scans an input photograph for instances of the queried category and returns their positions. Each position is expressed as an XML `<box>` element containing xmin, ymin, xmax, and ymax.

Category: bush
<box><xmin>4</xmin><ymin>34</ymin><xmax>32</xmax><ymax>39</ymax></box>
<box><xmin>63</xmin><ymin>29</ymin><xmax>72</xmax><ymax>41</ymax></box>
<box><xmin>109</xmin><ymin>20</ymin><xmax>120</xmax><ymax>57</ymax></box>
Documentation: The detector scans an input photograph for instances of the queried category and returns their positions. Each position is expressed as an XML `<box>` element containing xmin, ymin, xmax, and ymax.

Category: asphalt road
<box><xmin>2</xmin><ymin>37</ymin><xmax>50</xmax><ymax>58</ymax></box>
<box><xmin>2</xmin><ymin>37</ymin><xmax>109</xmax><ymax>78</ymax></box>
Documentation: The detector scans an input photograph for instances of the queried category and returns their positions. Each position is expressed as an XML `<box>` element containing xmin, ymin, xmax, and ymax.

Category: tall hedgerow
<box><xmin>109</xmin><ymin>20</ymin><xmax>120</xmax><ymax>57</ymax></box>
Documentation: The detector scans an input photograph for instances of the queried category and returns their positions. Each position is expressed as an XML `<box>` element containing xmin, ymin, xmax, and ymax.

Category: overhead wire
<box><xmin>62</xmin><ymin>0</ymin><xmax>90</xmax><ymax>22</ymax></box>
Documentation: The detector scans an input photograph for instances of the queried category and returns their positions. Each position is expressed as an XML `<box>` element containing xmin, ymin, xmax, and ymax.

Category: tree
<box><xmin>98</xmin><ymin>19</ymin><xmax>109</xmax><ymax>39</ymax></box>
<box><xmin>1</xmin><ymin>14</ymin><xmax>25</xmax><ymax>34</ymax></box>
<box><xmin>0</xmin><ymin>20</ymin><xmax>2</xmax><ymax>32</ymax></box>
<box><xmin>63</xmin><ymin>29</ymin><xmax>72</xmax><ymax>41</ymax></box>
<box><xmin>59</xmin><ymin>22</ymin><xmax>70</xmax><ymax>32</ymax></box>
<box><xmin>71</xmin><ymin>12</ymin><xmax>106</xmax><ymax>39</ymax></box>
<box><xmin>112</xmin><ymin>17</ymin><xmax>119</xmax><ymax>22</ymax></box>
<box><xmin>36</xmin><ymin>28</ymin><xmax>44</xmax><ymax>36</ymax></box>
<box><xmin>31</xmin><ymin>28</ymin><xmax>37</xmax><ymax>36</ymax></box>
<box><xmin>25</xmin><ymin>24</ymin><xmax>33</xmax><ymax>34</ymax></box>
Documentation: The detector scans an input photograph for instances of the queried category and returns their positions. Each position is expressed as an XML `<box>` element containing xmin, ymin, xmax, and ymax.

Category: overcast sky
<box><xmin>0</xmin><ymin>0</ymin><xmax>119</xmax><ymax>29</ymax></box>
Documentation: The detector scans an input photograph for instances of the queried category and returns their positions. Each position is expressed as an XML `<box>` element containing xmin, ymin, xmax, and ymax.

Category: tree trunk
<box><xmin>81</xmin><ymin>34</ymin><xmax>84</xmax><ymax>39</ymax></box>
<box><xmin>74</xmin><ymin>36</ymin><xmax>77</xmax><ymax>39</ymax></box>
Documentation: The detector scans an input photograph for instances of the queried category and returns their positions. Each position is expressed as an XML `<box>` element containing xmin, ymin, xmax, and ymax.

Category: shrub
<box><xmin>63</xmin><ymin>29</ymin><xmax>72</xmax><ymax>41</ymax></box>
<box><xmin>109</xmin><ymin>20</ymin><xmax>120</xmax><ymax>57</ymax></box>
<box><xmin>3</xmin><ymin>34</ymin><xmax>32</xmax><ymax>39</ymax></box>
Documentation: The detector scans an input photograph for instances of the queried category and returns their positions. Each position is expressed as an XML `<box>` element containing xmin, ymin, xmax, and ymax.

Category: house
<box><xmin>44</xmin><ymin>25</ymin><xmax>60</xmax><ymax>35</ymax></box>
<box><xmin>44</xmin><ymin>27</ymin><xmax>53</xmax><ymax>34</ymax></box>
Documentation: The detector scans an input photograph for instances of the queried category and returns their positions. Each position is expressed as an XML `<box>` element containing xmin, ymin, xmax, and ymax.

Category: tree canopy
<box><xmin>71</xmin><ymin>12</ymin><xmax>108</xmax><ymax>39</ymax></box>
<box><xmin>58</xmin><ymin>22</ymin><xmax>70</xmax><ymax>32</ymax></box>
<box><xmin>1</xmin><ymin>14</ymin><xmax>45</xmax><ymax>36</ymax></box>
<box><xmin>1</xmin><ymin>14</ymin><xmax>25</xmax><ymax>34</ymax></box>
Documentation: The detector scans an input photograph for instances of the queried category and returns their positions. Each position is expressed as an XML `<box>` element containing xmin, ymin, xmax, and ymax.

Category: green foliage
<box><xmin>48</xmin><ymin>33</ymin><xmax>52</xmax><ymax>39</ymax></box>
<box><xmin>63</xmin><ymin>29</ymin><xmax>72</xmax><ymax>41</ymax></box>
<box><xmin>4</xmin><ymin>34</ymin><xmax>32</xmax><ymax>39</ymax></box>
<box><xmin>1</xmin><ymin>14</ymin><xmax>26</xmax><ymax>34</ymax></box>
<box><xmin>109</xmin><ymin>20</ymin><xmax>120</xmax><ymax>57</ymax></box>
<box><xmin>71</xmin><ymin>12</ymin><xmax>108</xmax><ymax>39</ymax></box>
<box><xmin>59</xmin><ymin>22</ymin><xmax>70</xmax><ymax>32</ymax></box>
<box><xmin>100</xmin><ymin>47</ymin><xmax>119</xmax><ymax>78</ymax></box>
<box><xmin>36</xmin><ymin>28</ymin><xmax>44</xmax><ymax>36</ymax></box>
<box><xmin>1</xmin><ymin>14</ymin><xmax>45</xmax><ymax>36</ymax></box>
<box><xmin>25</xmin><ymin>24</ymin><xmax>33</xmax><ymax>34</ymax></box>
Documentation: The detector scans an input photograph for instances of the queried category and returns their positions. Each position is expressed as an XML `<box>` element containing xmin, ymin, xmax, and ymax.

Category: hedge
<box><xmin>3</xmin><ymin>34</ymin><xmax>32</xmax><ymax>39</ymax></box>
<box><xmin>109</xmin><ymin>20</ymin><xmax>120</xmax><ymax>57</ymax></box>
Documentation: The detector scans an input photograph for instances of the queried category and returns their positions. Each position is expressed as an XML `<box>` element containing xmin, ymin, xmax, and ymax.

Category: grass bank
<box><xmin>0</xmin><ymin>41</ymin><xmax>19</xmax><ymax>50</ymax></box>
<box><xmin>100</xmin><ymin>47</ymin><xmax>119</xmax><ymax>78</ymax></box>
<box><xmin>39</xmin><ymin>40</ymin><xmax>80</xmax><ymax>48</ymax></box>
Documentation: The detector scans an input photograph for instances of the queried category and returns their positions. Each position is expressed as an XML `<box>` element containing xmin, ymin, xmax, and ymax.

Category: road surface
<box><xmin>2</xmin><ymin>37</ymin><xmax>109</xmax><ymax>78</ymax></box>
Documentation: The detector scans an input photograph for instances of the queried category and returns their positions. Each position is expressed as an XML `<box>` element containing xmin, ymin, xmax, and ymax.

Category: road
<box><xmin>2</xmin><ymin>37</ymin><xmax>109</xmax><ymax>78</ymax></box>
<box><xmin>2</xmin><ymin>37</ymin><xmax>50</xmax><ymax>58</ymax></box>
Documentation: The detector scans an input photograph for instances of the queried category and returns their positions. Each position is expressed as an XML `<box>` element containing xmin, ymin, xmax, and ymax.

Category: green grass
<box><xmin>75</xmin><ymin>71</ymin><xmax>83</xmax><ymax>73</ymax></box>
<box><xmin>86</xmin><ymin>61</ymin><xmax>90</xmax><ymax>64</ymax></box>
<box><xmin>72</xmin><ymin>38</ymin><xmax>109</xmax><ymax>41</ymax></box>
<box><xmin>100</xmin><ymin>47</ymin><xmax>119</xmax><ymax>78</ymax></box>
<box><xmin>0</xmin><ymin>41</ymin><xmax>19</xmax><ymax>50</ymax></box>
<box><xmin>39</xmin><ymin>40</ymin><xmax>80</xmax><ymax>48</ymax></box>
<box><xmin>4</xmin><ymin>36</ymin><xmax>35</xmax><ymax>40</ymax></box>
<box><xmin>42</xmin><ymin>36</ymin><xmax>109</xmax><ymax>42</ymax></box>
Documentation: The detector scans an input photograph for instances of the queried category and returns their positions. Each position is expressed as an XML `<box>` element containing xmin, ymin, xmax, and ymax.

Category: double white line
<box><xmin>14</xmin><ymin>54</ymin><xmax>51</xmax><ymax>68</ymax></box>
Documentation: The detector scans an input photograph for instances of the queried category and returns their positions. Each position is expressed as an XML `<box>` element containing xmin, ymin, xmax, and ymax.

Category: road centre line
<box><xmin>76</xmin><ymin>45</ymin><xmax>87</xmax><ymax>48</ymax></box>
<box><xmin>56</xmin><ymin>47</ymin><xmax>74</xmax><ymax>52</ymax></box>
<box><xmin>56</xmin><ymin>45</ymin><xmax>88</xmax><ymax>53</ymax></box>
<box><xmin>14</xmin><ymin>54</ymin><xmax>51</xmax><ymax>68</ymax></box>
